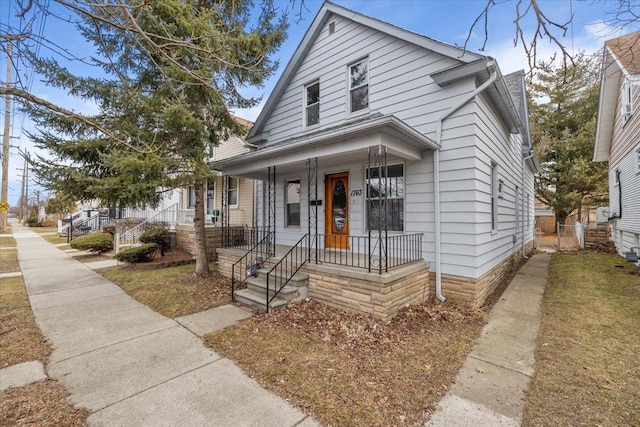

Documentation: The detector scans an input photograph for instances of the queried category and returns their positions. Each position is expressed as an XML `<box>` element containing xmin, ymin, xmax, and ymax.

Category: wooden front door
<box><xmin>325</xmin><ymin>172</ymin><xmax>349</xmax><ymax>249</ymax></box>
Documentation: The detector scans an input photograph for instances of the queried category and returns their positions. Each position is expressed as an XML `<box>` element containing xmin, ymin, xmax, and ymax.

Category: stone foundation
<box><xmin>176</xmin><ymin>225</ymin><xmax>245</xmax><ymax>261</ymax></box>
<box><xmin>305</xmin><ymin>262</ymin><xmax>430</xmax><ymax>321</ymax></box>
<box><xmin>436</xmin><ymin>242</ymin><xmax>535</xmax><ymax>308</ymax></box>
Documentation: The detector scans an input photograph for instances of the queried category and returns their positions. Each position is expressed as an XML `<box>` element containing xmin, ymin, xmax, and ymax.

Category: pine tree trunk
<box><xmin>193</xmin><ymin>180</ymin><xmax>210</xmax><ymax>276</ymax></box>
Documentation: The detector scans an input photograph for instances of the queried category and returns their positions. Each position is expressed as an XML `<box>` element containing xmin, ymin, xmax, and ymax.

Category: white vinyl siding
<box><xmin>609</xmin><ymin>142</ymin><xmax>640</xmax><ymax>254</ymax></box>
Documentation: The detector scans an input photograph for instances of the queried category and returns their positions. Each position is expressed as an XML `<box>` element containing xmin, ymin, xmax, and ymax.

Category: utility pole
<box><xmin>1</xmin><ymin>39</ymin><xmax>12</xmax><ymax>232</ymax></box>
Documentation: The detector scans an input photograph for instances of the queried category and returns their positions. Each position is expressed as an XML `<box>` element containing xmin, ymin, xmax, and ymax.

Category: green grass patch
<box><xmin>99</xmin><ymin>262</ymin><xmax>230</xmax><ymax>318</ymax></box>
<box><xmin>523</xmin><ymin>253</ymin><xmax>640</xmax><ymax>426</ymax></box>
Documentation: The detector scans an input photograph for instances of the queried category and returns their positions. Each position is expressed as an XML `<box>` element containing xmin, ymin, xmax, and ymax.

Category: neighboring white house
<box><xmin>594</xmin><ymin>31</ymin><xmax>640</xmax><ymax>257</ymax></box>
<box><xmin>177</xmin><ymin>116</ymin><xmax>256</xmax><ymax>227</ymax></box>
<box><xmin>213</xmin><ymin>2</ymin><xmax>537</xmax><ymax>314</ymax></box>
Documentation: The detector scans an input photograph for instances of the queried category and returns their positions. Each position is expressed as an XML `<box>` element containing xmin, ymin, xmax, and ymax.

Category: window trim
<box><xmin>622</xmin><ymin>79</ymin><xmax>633</xmax><ymax>122</ymax></box>
<box><xmin>304</xmin><ymin>80</ymin><xmax>320</xmax><ymax>128</ymax></box>
<box><xmin>227</xmin><ymin>177</ymin><xmax>239</xmax><ymax>209</ymax></box>
<box><xmin>206</xmin><ymin>179</ymin><xmax>216</xmax><ymax>216</ymax></box>
<box><xmin>348</xmin><ymin>57</ymin><xmax>369</xmax><ymax>114</ymax></box>
<box><xmin>636</xmin><ymin>146</ymin><xmax>640</xmax><ymax>175</ymax></box>
<box><xmin>364</xmin><ymin>162</ymin><xmax>405</xmax><ymax>232</ymax></box>
<box><xmin>187</xmin><ymin>185</ymin><xmax>196</xmax><ymax>209</ymax></box>
<box><xmin>285</xmin><ymin>178</ymin><xmax>301</xmax><ymax>228</ymax></box>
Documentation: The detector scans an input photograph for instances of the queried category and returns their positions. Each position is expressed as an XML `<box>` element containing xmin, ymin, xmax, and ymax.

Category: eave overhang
<box><xmin>213</xmin><ymin>114</ymin><xmax>438</xmax><ymax>177</ymax></box>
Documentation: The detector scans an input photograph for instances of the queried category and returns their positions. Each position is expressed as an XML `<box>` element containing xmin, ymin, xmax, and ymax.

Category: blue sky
<box><xmin>0</xmin><ymin>0</ymin><xmax>634</xmax><ymax>206</ymax></box>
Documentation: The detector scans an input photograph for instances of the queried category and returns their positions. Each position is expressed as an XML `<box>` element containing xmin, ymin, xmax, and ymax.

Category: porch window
<box><xmin>366</xmin><ymin>164</ymin><xmax>404</xmax><ymax>232</ymax></box>
<box><xmin>206</xmin><ymin>180</ymin><xmax>215</xmax><ymax>215</ymax></box>
<box><xmin>285</xmin><ymin>179</ymin><xmax>301</xmax><ymax>227</ymax></box>
<box><xmin>187</xmin><ymin>185</ymin><xmax>196</xmax><ymax>209</ymax></box>
<box><xmin>491</xmin><ymin>163</ymin><xmax>498</xmax><ymax>232</ymax></box>
<box><xmin>227</xmin><ymin>177</ymin><xmax>238</xmax><ymax>208</ymax></box>
<box><xmin>349</xmin><ymin>58</ymin><xmax>369</xmax><ymax>113</ymax></box>
<box><xmin>305</xmin><ymin>81</ymin><xmax>320</xmax><ymax>127</ymax></box>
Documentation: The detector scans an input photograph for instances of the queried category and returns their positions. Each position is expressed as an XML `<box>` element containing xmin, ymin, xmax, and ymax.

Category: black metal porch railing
<box><xmin>231</xmin><ymin>232</ymin><xmax>274</xmax><ymax>301</ymax></box>
<box><xmin>266</xmin><ymin>234</ymin><xmax>309</xmax><ymax>312</ymax></box>
<box><xmin>315</xmin><ymin>233</ymin><xmax>423</xmax><ymax>272</ymax></box>
<box><xmin>68</xmin><ymin>214</ymin><xmax>115</xmax><ymax>242</ymax></box>
<box><xmin>223</xmin><ymin>227</ymin><xmax>270</xmax><ymax>251</ymax></box>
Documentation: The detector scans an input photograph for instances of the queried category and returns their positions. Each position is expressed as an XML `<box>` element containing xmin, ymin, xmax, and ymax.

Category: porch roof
<box><xmin>211</xmin><ymin>114</ymin><xmax>438</xmax><ymax>179</ymax></box>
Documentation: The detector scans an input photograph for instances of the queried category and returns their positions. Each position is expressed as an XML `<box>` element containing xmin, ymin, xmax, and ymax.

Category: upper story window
<box><xmin>207</xmin><ymin>143</ymin><xmax>216</xmax><ymax>160</ymax></box>
<box><xmin>349</xmin><ymin>58</ymin><xmax>369</xmax><ymax>113</ymax></box>
<box><xmin>305</xmin><ymin>81</ymin><xmax>320</xmax><ymax>127</ymax></box>
<box><xmin>636</xmin><ymin>146</ymin><xmax>640</xmax><ymax>173</ymax></box>
<box><xmin>622</xmin><ymin>80</ymin><xmax>633</xmax><ymax>122</ymax></box>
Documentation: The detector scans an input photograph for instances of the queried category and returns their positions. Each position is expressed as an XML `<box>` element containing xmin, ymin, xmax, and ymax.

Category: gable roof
<box><xmin>594</xmin><ymin>31</ymin><xmax>640</xmax><ymax>162</ymax></box>
<box><xmin>504</xmin><ymin>70</ymin><xmax>532</xmax><ymax>149</ymax></box>
<box><xmin>247</xmin><ymin>1</ymin><xmax>484</xmax><ymax>143</ymax></box>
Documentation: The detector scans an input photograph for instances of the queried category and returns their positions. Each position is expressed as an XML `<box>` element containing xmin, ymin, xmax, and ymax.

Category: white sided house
<box><xmin>594</xmin><ymin>31</ymin><xmax>640</xmax><ymax>259</ymax></box>
<box><xmin>214</xmin><ymin>2</ymin><xmax>537</xmax><ymax>319</ymax></box>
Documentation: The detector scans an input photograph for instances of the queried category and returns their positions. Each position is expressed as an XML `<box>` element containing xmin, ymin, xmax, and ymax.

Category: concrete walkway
<box><xmin>11</xmin><ymin>222</ymin><xmax>318</xmax><ymax>427</ymax></box>
<box><xmin>427</xmin><ymin>253</ymin><xmax>550</xmax><ymax>426</ymax></box>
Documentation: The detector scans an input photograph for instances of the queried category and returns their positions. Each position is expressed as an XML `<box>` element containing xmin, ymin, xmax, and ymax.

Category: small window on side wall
<box><xmin>622</xmin><ymin>80</ymin><xmax>633</xmax><ymax>121</ymax></box>
<box><xmin>305</xmin><ymin>81</ymin><xmax>319</xmax><ymax>127</ymax></box>
<box><xmin>491</xmin><ymin>163</ymin><xmax>499</xmax><ymax>232</ymax></box>
<box><xmin>349</xmin><ymin>58</ymin><xmax>369</xmax><ymax>113</ymax></box>
<box><xmin>286</xmin><ymin>180</ymin><xmax>301</xmax><ymax>227</ymax></box>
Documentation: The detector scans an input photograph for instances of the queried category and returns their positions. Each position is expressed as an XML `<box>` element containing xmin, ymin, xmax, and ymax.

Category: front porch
<box><xmin>217</xmin><ymin>233</ymin><xmax>429</xmax><ymax>321</ymax></box>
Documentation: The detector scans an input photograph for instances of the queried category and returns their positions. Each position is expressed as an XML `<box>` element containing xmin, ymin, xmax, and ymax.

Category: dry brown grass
<box><xmin>99</xmin><ymin>262</ymin><xmax>231</xmax><ymax>318</ymax></box>
<box><xmin>0</xmin><ymin>276</ymin><xmax>50</xmax><ymax>368</ymax></box>
<box><xmin>0</xmin><ymin>248</ymin><xmax>20</xmax><ymax>274</ymax></box>
<box><xmin>523</xmin><ymin>253</ymin><xmax>640</xmax><ymax>426</ymax></box>
<box><xmin>205</xmin><ymin>300</ymin><xmax>485</xmax><ymax>426</ymax></box>
<box><xmin>0</xmin><ymin>380</ymin><xmax>90</xmax><ymax>426</ymax></box>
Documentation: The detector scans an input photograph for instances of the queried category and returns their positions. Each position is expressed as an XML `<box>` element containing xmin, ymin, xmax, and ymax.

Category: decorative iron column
<box><xmin>222</xmin><ymin>175</ymin><xmax>229</xmax><ymax>247</ymax></box>
<box><xmin>267</xmin><ymin>166</ymin><xmax>276</xmax><ymax>255</ymax></box>
<box><xmin>307</xmin><ymin>157</ymin><xmax>318</xmax><ymax>262</ymax></box>
<box><xmin>367</xmin><ymin>145</ymin><xmax>388</xmax><ymax>273</ymax></box>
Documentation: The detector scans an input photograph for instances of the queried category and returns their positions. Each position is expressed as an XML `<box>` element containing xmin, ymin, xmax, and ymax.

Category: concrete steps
<box><xmin>234</xmin><ymin>267</ymin><xmax>309</xmax><ymax>312</ymax></box>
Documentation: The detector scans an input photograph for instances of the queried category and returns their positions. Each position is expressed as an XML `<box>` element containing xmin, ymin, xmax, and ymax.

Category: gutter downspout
<box><xmin>521</xmin><ymin>151</ymin><xmax>534</xmax><ymax>259</ymax></box>
<box><xmin>434</xmin><ymin>61</ymin><xmax>498</xmax><ymax>302</ymax></box>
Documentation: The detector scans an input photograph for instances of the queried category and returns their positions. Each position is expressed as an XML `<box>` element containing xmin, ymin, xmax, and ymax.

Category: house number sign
<box><xmin>350</xmin><ymin>189</ymin><xmax>362</xmax><ymax>196</ymax></box>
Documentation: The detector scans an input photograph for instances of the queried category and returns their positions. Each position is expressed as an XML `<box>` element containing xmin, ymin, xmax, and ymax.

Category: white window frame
<box><xmin>348</xmin><ymin>58</ymin><xmax>369</xmax><ymax>114</ymax></box>
<box><xmin>636</xmin><ymin>146</ymin><xmax>640</xmax><ymax>175</ymax></box>
<box><xmin>207</xmin><ymin>143</ymin><xmax>216</xmax><ymax>161</ymax></box>
<box><xmin>365</xmin><ymin>163</ymin><xmax>404</xmax><ymax>232</ymax></box>
<box><xmin>305</xmin><ymin>81</ymin><xmax>320</xmax><ymax>128</ymax></box>
<box><xmin>227</xmin><ymin>177</ymin><xmax>239</xmax><ymax>209</ymax></box>
<box><xmin>285</xmin><ymin>179</ymin><xmax>301</xmax><ymax>228</ymax></box>
<box><xmin>491</xmin><ymin>162</ymin><xmax>499</xmax><ymax>233</ymax></box>
<box><xmin>206</xmin><ymin>179</ymin><xmax>216</xmax><ymax>216</ymax></box>
<box><xmin>187</xmin><ymin>185</ymin><xmax>196</xmax><ymax>209</ymax></box>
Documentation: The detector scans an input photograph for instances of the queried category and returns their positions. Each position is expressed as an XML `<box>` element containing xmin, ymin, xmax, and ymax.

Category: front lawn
<box><xmin>523</xmin><ymin>253</ymin><xmax>640</xmax><ymax>426</ymax></box>
<box><xmin>205</xmin><ymin>300</ymin><xmax>485</xmax><ymax>426</ymax></box>
<box><xmin>99</xmin><ymin>262</ymin><xmax>231</xmax><ymax>318</ymax></box>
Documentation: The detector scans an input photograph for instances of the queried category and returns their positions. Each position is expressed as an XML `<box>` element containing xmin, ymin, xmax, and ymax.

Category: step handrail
<box><xmin>266</xmin><ymin>234</ymin><xmax>309</xmax><ymax>312</ymax></box>
<box><xmin>117</xmin><ymin>203</ymin><xmax>178</xmax><ymax>252</ymax></box>
<box><xmin>231</xmin><ymin>231</ymin><xmax>274</xmax><ymax>302</ymax></box>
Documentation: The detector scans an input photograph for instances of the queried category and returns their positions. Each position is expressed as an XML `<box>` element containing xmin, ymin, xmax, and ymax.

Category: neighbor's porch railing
<box><xmin>115</xmin><ymin>203</ymin><xmax>178</xmax><ymax>252</ymax></box>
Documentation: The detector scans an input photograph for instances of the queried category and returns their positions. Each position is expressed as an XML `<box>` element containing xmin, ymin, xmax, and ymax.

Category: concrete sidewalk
<box><xmin>11</xmin><ymin>222</ymin><xmax>318</xmax><ymax>427</ymax></box>
<box><xmin>427</xmin><ymin>253</ymin><xmax>550</xmax><ymax>426</ymax></box>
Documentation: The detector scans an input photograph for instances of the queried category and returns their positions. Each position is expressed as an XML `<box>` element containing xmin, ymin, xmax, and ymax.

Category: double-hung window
<box><xmin>305</xmin><ymin>81</ymin><xmax>319</xmax><ymax>127</ymax></box>
<box><xmin>285</xmin><ymin>180</ymin><xmax>301</xmax><ymax>227</ymax></box>
<box><xmin>622</xmin><ymin>80</ymin><xmax>633</xmax><ymax>121</ymax></box>
<box><xmin>227</xmin><ymin>177</ymin><xmax>238</xmax><ymax>208</ymax></box>
<box><xmin>349</xmin><ymin>58</ymin><xmax>369</xmax><ymax>113</ymax></box>
<box><xmin>366</xmin><ymin>164</ymin><xmax>404</xmax><ymax>231</ymax></box>
<box><xmin>206</xmin><ymin>179</ymin><xmax>215</xmax><ymax>215</ymax></box>
<box><xmin>491</xmin><ymin>163</ymin><xmax>499</xmax><ymax>232</ymax></box>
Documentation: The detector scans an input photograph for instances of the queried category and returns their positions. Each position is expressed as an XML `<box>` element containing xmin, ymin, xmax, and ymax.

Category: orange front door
<box><xmin>325</xmin><ymin>172</ymin><xmax>349</xmax><ymax>249</ymax></box>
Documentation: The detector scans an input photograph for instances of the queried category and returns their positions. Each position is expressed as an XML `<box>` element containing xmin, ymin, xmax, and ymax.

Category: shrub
<box><xmin>115</xmin><ymin>243</ymin><xmax>157</xmax><ymax>263</ymax></box>
<box><xmin>139</xmin><ymin>227</ymin><xmax>170</xmax><ymax>256</ymax></box>
<box><xmin>26</xmin><ymin>217</ymin><xmax>41</xmax><ymax>227</ymax></box>
<box><xmin>70</xmin><ymin>232</ymin><xmax>113</xmax><ymax>253</ymax></box>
